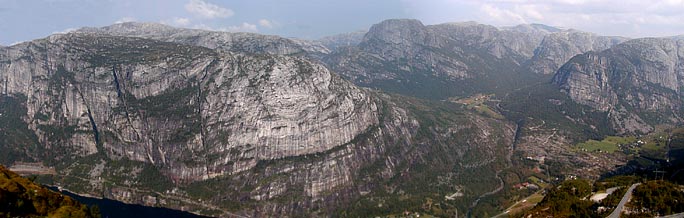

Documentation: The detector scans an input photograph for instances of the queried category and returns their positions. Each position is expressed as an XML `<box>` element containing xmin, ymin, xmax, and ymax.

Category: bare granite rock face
<box><xmin>552</xmin><ymin>53</ymin><xmax>619</xmax><ymax>111</ymax></box>
<box><xmin>527</xmin><ymin>30</ymin><xmax>628</xmax><ymax>75</ymax></box>
<box><xmin>553</xmin><ymin>37</ymin><xmax>684</xmax><ymax>134</ymax></box>
<box><xmin>0</xmin><ymin>32</ymin><xmax>378</xmax><ymax>182</ymax></box>
<box><xmin>316</xmin><ymin>30</ymin><xmax>367</xmax><ymax>51</ymax></box>
<box><xmin>324</xmin><ymin>19</ymin><xmax>556</xmax><ymax>99</ymax></box>
<box><xmin>77</xmin><ymin>22</ymin><xmax>330</xmax><ymax>56</ymax></box>
<box><xmin>0</xmin><ymin>31</ymin><xmax>516</xmax><ymax>217</ymax></box>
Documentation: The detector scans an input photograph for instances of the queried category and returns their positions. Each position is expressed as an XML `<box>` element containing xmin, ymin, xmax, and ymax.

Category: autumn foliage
<box><xmin>0</xmin><ymin>165</ymin><xmax>100</xmax><ymax>218</ymax></box>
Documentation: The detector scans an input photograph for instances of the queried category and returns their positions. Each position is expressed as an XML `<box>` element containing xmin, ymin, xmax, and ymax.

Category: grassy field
<box><xmin>575</xmin><ymin>136</ymin><xmax>637</xmax><ymax>153</ymax></box>
<box><xmin>527</xmin><ymin>176</ymin><xmax>550</xmax><ymax>189</ymax></box>
<box><xmin>493</xmin><ymin>192</ymin><xmax>545</xmax><ymax>217</ymax></box>
<box><xmin>452</xmin><ymin>94</ymin><xmax>505</xmax><ymax>119</ymax></box>
<box><xmin>642</xmin><ymin>132</ymin><xmax>668</xmax><ymax>151</ymax></box>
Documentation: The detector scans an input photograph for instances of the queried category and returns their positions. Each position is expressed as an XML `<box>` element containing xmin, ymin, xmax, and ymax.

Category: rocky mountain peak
<box><xmin>0</xmin><ymin>27</ymin><xmax>519</xmax><ymax>217</ymax></box>
<box><xmin>77</xmin><ymin>22</ymin><xmax>330</xmax><ymax>55</ymax></box>
<box><xmin>78</xmin><ymin>22</ymin><xmax>180</xmax><ymax>36</ymax></box>
<box><xmin>608</xmin><ymin>37</ymin><xmax>683</xmax><ymax>91</ymax></box>
<box><xmin>325</xmin><ymin>19</ymin><xmax>562</xmax><ymax>99</ymax></box>
<box><xmin>431</xmin><ymin>21</ymin><xmax>500</xmax><ymax>39</ymax></box>
<box><xmin>552</xmin><ymin>37</ymin><xmax>683</xmax><ymax>134</ymax></box>
<box><xmin>363</xmin><ymin>19</ymin><xmax>428</xmax><ymax>45</ymax></box>
<box><xmin>317</xmin><ymin>30</ymin><xmax>367</xmax><ymax>51</ymax></box>
<box><xmin>502</xmin><ymin>23</ymin><xmax>561</xmax><ymax>35</ymax></box>
<box><xmin>527</xmin><ymin>29</ymin><xmax>629</xmax><ymax>74</ymax></box>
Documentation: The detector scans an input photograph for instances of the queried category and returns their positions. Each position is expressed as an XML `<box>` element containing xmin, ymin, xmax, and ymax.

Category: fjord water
<box><xmin>50</xmin><ymin>188</ymin><xmax>210</xmax><ymax>218</ymax></box>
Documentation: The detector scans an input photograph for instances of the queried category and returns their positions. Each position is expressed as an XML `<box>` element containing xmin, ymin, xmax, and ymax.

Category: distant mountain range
<box><xmin>0</xmin><ymin>19</ymin><xmax>682</xmax><ymax>217</ymax></box>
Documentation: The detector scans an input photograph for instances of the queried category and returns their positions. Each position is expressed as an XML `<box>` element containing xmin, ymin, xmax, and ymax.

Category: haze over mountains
<box><xmin>1</xmin><ymin>18</ymin><xmax>683</xmax><ymax>217</ymax></box>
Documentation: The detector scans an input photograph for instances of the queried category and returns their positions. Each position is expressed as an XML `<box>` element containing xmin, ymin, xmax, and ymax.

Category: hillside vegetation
<box><xmin>0</xmin><ymin>165</ymin><xmax>100</xmax><ymax>218</ymax></box>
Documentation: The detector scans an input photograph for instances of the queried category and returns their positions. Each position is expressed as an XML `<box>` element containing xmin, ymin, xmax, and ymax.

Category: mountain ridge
<box><xmin>552</xmin><ymin>37</ymin><xmax>684</xmax><ymax>134</ymax></box>
<box><xmin>0</xmin><ymin>29</ymin><xmax>516</xmax><ymax>217</ymax></box>
<box><xmin>2</xmin><ymin>18</ymin><xmax>684</xmax><ymax>217</ymax></box>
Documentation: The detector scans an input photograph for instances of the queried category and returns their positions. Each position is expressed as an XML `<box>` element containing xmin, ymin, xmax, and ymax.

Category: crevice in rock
<box><xmin>2</xmin><ymin>77</ymin><xmax>7</xmax><ymax>96</ymax></box>
<box><xmin>86</xmin><ymin>107</ymin><xmax>100</xmax><ymax>145</ymax></box>
<box><xmin>76</xmin><ymin>86</ymin><xmax>100</xmax><ymax>149</ymax></box>
<box><xmin>112</xmin><ymin>66</ymin><xmax>123</xmax><ymax>98</ymax></box>
<box><xmin>198</xmin><ymin>59</ymin><xmax>215</xmax><ymax>178</ymax></box>
<box><xmin>112</xmin><ymin>66</ymin><xmax>141</xmax><ymax>141</ymax></box>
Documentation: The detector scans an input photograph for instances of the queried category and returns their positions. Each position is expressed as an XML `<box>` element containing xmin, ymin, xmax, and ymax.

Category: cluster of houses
<box><xmin>513</xmin><ymin>182</ymin><xmax>540</xmax><ymax>190</ymax></box>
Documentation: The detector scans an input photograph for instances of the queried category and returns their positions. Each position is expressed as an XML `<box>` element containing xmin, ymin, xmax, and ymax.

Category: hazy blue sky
<box><xmin>2</xmin><ymin>0</ymin><xmax>684</xmax><ymax>45</ymax></box>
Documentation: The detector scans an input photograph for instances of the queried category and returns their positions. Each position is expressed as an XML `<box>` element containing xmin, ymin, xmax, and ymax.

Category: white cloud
<box><xmin>403</xmin><ymin>0</ymin><xmax>684</xmax><ymax>37</ymax></box>
<box><xmin>185</xmin><ymin>0</ymin><xmax>234</xmax><ymax>19</ymax></box>
<box><xmin>114</xmin><ymin>16</ymin><xmax>136</xmax><ymax>24</ymax></box>
<box><xmin>480</xmin><ymin>4</ymin><xmax>527</xmax><ymax>24</ymax></box>
<box><xmin>258</xmin><ymin>19</ymin><xmax>274</xmax><ymax>28</ymax></box>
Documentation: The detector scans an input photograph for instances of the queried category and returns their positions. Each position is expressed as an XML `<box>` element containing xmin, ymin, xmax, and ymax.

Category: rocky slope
<box><xmin>0</xmin><ymin>32</ymin><xmax>516</xmax><ymax>217</ymax></box>
<box><xmin>552</xmin><ymin>37</ymin><xmax>684</xmax><ymax>134</ymax></box>
<box><xmin>324</xmin><ymin>19</ymin><xmax>556</xmax><ymax>99</ymax></box>
<box><xmin>3</xmin><ymin>19</ymin><xmax>678</xmax><ymax>217</ymax></box>
<box><xmin>80</xmin><ymin>21</ymin><xmax>626</xmax><ymax>101</ymax></box>
<box><xmin>0</xmin><ymin>32</ymin><xmax>379</xmax><ymax>181</ymax></box>
<box><xmin>527</xmin><ymin>30</ymin><xmax>628</xmax><ymax>75</ymax></box>
<box><xmin>77</xmin><ymin>22</ymin><xmax>330</xmax><ymax>56</ymax></box>
<box><xmin>316</xmin><ymin>30</ymin><xmax>367</xmax><ymax>51</ymax></box>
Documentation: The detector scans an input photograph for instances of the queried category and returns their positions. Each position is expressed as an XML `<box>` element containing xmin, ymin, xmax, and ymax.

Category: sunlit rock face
<box><xmin>0</xmin><ymin>22</ymin><xmax>522</xmax><ymax>217</ymax></box>
<box><xmin>553</xmin><ymin>38</ymin><xmax>684</xmax><ymax>134</ymax></box>
<box><xmin>0</xmin><ymin>33</ymin><xmax>378</xmax><ymax>181</ymax></box>
<box><xmin>527</xmin><ymin>30</ymin><xmax>628</xmax><ymax>75</ymax></box>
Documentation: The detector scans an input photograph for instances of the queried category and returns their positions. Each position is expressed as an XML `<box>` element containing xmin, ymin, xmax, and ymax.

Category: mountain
<box><xmin>503</xmin><ymin>23</ymin><xmax>562</xmax><ymax>33</ymax></box>
<box><xmin>77</xmin><ymin>22</ymin><xmax>330</xmax><ymax>56</ymax></box>
<box><xmin>324</xmin><ymin>19</ymin><xmax>555</xmax><ymax>99</ymax></box>
<box><xmin>527</xmin><ymin>30</ymin><xmax>628</xmax><ymax>75</ymax></box>
<box><xmin>552</xmin><ymin>37</ymin><xmax>684</xmax><ymax>134</ymax></box>
<box><xmin>316</xmin><ymin>30</ymin><xmax>367</xmax><ymax>51</ymax></box>
<box><xmin>0</xmin><ymin>165</ymin><xmax>100</xmax><ymax>217</ymax></box>
<box><xmin>499</xmin><ymin>37</ymin><xmax>682</xmax><ymax>179</ymax></box>
<box><xmin>1</xmin><ymin>32</ymin><xmax>380</xmax><ymax>180</ymax></box>
<box><xmin>4</xmin><ymin>19</ymin><xmax>683</xmax><ymax>217</ymax></box>
<box><xmin>322</xmin><ymin>20</ymin><xmax>630</xmax><ymax>100</ymax></box>
<box><xmin>0</xmin><ymin>31</ymin><xmax>516</xmax><ymax>217</ymax></box>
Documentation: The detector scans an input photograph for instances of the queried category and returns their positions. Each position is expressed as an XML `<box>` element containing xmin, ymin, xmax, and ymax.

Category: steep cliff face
<box><xmin>552</xmin><ymin>38</ymin><xmax>684</xmax><ymax>134</ymax></box>
<box><xmin>527</xmin><ymin>30</ymin><xmax>628</xmax><ymax>75</ymax></box>
<box><xmin>0</xmin><ymin>32</ymin><xmax>378</xmax><ymax>181</ymax></box>
<box><xmin>324</xmin><ymin>19</ymin><xmax>552</xmax><ymax>99</ymax></box>
<box><xmin>499</xmin><ymin>23</ymin><xmax>562</xmax><ymax>57</ymax></box>
<box><xmin>0</xmin><ymin>32</ymin><xmax>515</xmax><ymax>217</ymax></box>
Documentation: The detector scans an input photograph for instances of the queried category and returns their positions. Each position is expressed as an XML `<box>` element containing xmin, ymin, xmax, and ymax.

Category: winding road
<box><xmin>467</xmin><ymin>123</ymin><xmax>521</xmax><ymax>218</ymax></box>
<box><xmin>606</xmin><ymin>183</ymin><xmax>640</xmax><ymax>218</ymax></box>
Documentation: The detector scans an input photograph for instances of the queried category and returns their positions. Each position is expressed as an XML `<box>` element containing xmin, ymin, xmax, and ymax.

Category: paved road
<box><xmin>606</xmin><ymin>183</ymin><xmax>640</xmax><ymax>218</ymax></box>
<box><xmin>467</xmin><ymin>124</ymin><xmax>520</xmax><ymax>218</ymax></box>
<box><xmin>658</xmin><ymin>212</ymin><xmax>684</xmax><ymax>218</ymax></box>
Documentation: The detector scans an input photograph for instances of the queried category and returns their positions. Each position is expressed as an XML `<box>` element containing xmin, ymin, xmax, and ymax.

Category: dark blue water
<box><xmin>49</xmin><ymin>187</ymin><xmax>212</xmax><ymax>218</ymax></box>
